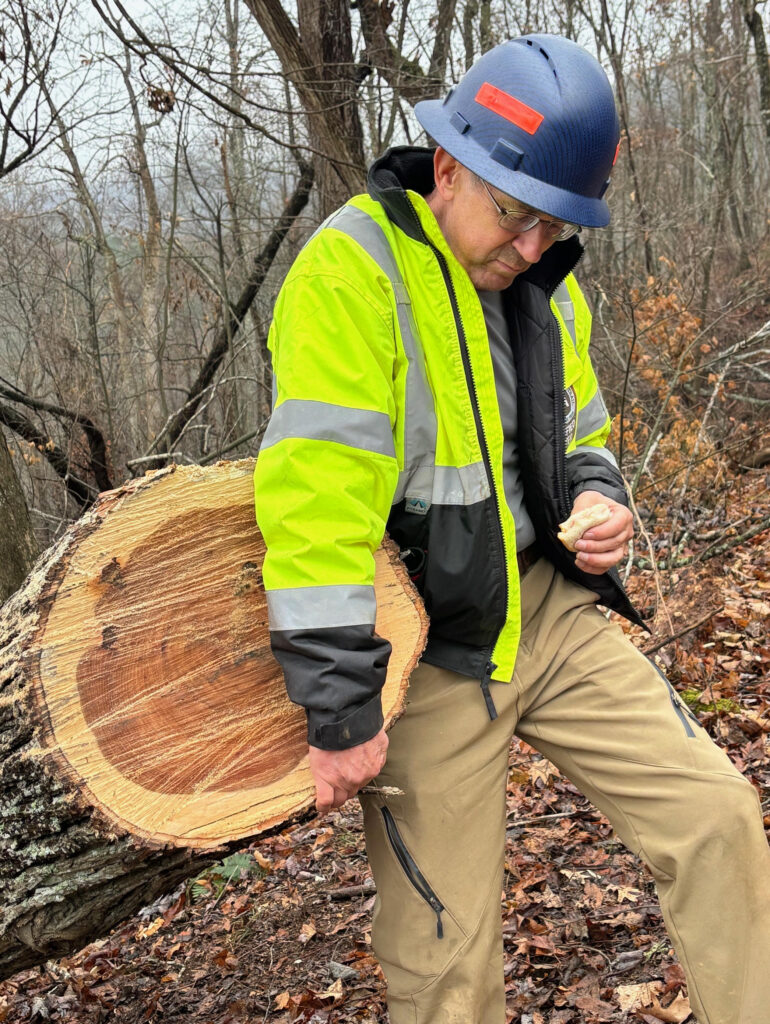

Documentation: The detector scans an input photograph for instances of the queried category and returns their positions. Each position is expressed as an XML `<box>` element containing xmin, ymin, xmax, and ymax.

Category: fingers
<box><xmin>314</xmin><ymin>778</ymin><xmax>353</xmax><ymax>814</ymax></box>
<box><xmin>309</xmin><ymin>730</ymin><xmax>389</xmax><ymax>814</ymax></box>
<box><xmin>574</xmin><ymin>507</ymin><xmax>633</xmax><ymax>573</ymax></box>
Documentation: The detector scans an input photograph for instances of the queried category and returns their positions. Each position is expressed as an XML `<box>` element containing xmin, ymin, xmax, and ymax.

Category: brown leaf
<box><xmin>643</xmin><ymin>992</ymin><xmax>692</xmax><ymax>1023</ymax></box>
<box><xmin>273</xmin><ymin>991</ymin><xmax>292</xmax><ymax>1010</ymax></box>
<box><xmin>136</xmin><ymin>916</ymin><xmax>164</xmax><ymax>939</ymax></box>
<box><xmin>616</xmin><ymin>981</ymin><xmax>663</xmax><ymax>1011</ymax></box>
<box><xmin>320</xmin><ymin>978</ymin><xmax>344</xmax><ymax>1002</ymax></box>
<box><xmin>252</xmin><ymin>849</ymin><xmax>273</xmax><ymax>871</ymax></box>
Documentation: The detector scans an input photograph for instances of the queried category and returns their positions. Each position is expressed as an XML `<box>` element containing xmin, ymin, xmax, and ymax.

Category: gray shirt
<box><xmin>477</xmin><ymin>290</ymin><xmax>536</xmax><ymax>551</ymax></box>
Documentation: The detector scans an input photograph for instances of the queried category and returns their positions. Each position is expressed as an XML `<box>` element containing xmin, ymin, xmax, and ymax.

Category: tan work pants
<box><xmin>361</xmin><ymin>559</ymin><xmax>770</xmax><ymax>1024</ymax></box>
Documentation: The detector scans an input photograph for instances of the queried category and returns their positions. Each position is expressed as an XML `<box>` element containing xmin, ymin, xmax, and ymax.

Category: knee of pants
<box><xmin>640</xmin><ymin>772</ymin><xmax>765</xmax><ymax>882</ymax></box>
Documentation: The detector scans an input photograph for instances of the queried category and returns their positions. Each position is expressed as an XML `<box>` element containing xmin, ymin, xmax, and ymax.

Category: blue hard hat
<box><xmin>414</xmin><ymin>35</ymin><xmax>620</xmax><ymax>228</ymax></box>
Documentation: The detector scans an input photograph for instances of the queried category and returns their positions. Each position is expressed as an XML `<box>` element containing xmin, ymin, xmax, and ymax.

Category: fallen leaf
<box><xmin>320</xmin><ymin>978</ymin><xmax>344</xmax><ymax>1002</ymax></box>
<box><xmin>135</xmin><ymin>916</ymin><xmax>164</xmax><ymax>939</ymax></box>
<box><xmin>274</xmin><ymin>991</ymin><xmax>292</xmax><ymax>1010</ymax></box>
<box><xmin>616</xmin><ymin>981</ymin><xmax>663</xmax><ymax>1011</ymax></box>
<box><xmin>253</xmin><ymin>849</ymin><xmax>272</xmax><ymax>871</ymax></box>
<box><xmin>644</xmin><ymin>992</ymin><xmax>692</xmax><ymax>1022</ymax></box>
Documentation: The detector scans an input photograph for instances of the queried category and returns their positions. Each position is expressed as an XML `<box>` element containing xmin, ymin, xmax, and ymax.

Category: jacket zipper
<box><xmin>546</xmin><ymin>280</ymin><xmax>573</xmax><ymax>522</ymax></box>
<box><xmin>380</xmin><ymin>806</ymin><xmax>445</xmax><ymax>938</ymax></box>
<box><xmin>425</xmin><ymin>241</ymin><xmax>507</xmax><ymax>718</ymax></box>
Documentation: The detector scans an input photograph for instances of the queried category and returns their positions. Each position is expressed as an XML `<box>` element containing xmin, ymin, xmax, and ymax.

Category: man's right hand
<box><xmin>308</xmin><ymin>729</ymin><xmax>389</xmax><ymax>813</ymax></box>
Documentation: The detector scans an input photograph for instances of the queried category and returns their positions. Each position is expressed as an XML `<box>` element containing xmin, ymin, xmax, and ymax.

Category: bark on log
<box><xmin>0</xmin><ymin>460</ymin><xmax>427</xmax><ymax>980</ymax></box>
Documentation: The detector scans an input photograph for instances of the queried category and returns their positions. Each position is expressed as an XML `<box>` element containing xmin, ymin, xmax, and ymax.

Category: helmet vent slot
<box><xmin>490</xmin><ymin>138</ymin><xmax>524</xmax><ymax>171</ymax></box>
<box><xmin>450</xmin><ymin>111</ymin><xmax>471</xmax><ymax>135</ymax></box>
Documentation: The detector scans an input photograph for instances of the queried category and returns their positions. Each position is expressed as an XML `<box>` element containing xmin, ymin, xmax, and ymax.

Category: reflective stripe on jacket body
<box><xmin>254</xmin><ymin>146</ymin><xmax>644</xmax><ymax>751</ymax></box>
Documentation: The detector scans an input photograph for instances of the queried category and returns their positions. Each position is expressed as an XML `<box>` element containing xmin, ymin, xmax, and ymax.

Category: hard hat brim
<box><xmin>415</xmin><ymin>98</ymin><xmax>612</xmax><ymax>229</ymax></box>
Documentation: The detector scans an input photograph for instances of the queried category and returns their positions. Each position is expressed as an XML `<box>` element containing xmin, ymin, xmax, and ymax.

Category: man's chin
<box><xmin>473</xmin><ymin>261</ymin><xmax>524</xmax><ymax>290</ymax></box>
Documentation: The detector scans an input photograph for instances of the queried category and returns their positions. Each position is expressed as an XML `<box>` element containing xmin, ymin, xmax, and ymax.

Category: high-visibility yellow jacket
<box><xmin>255</xmin><ymin>147</ymin><xmax>642</xmax><ymax>750</ymax></box>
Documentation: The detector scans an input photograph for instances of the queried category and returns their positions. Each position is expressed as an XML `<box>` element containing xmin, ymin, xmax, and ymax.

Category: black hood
<box><xmin>367</xmin><ymin>145</ymin><xmax>584</xmax><ymax>294</ymax></box>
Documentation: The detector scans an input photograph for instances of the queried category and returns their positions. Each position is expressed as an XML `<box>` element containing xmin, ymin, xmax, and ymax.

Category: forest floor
<box><xmin>1</xmin><ymin>472</ymin><xmax>769</xmax><ymax>1024</ymax></box>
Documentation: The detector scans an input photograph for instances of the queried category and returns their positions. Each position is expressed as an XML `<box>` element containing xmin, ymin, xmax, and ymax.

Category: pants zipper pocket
<box><xmin>650</xmin><ymin>660</ymin><xmax>699</xmax><ymax>738</ymax></box>
<box><xmin>380</xmin><ymin>806</ymin><xmax>445</xmax><ymax>939</ymax></box>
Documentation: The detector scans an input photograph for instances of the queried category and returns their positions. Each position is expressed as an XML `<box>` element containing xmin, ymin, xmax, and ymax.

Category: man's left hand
<box><xmin>570</xmin><ymin>490</ymin><xmax>634</xmax><ymax>575</ymax></box>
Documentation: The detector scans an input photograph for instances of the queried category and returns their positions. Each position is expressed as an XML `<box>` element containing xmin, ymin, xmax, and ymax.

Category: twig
<box><xmin>506</xmin><ymin>809</ymin><xmax>599</xmax><ymax>830</ymax></box>
<box><xmin>641</xmin><ymin>605</ymin><xmax>723</xmax><ymax>655</ymax></box>
<box><xmin>633</xmin><ymin>513</ymin><xmax>770</xmax><ymax>570</ymax></box>
<box><xmin>359</xmin><ymin>785</ymin><xmax>404</xmax><ymax>797</ymax></box>
<box><xmin>326</xmin><ymin>882</ymin><xmax>377</xmax><ymax>901</ymax></box>
<box><xmin>623</xmin><ymin>472</ymin><xmax>674</xmax><ymax>635</ymax></box>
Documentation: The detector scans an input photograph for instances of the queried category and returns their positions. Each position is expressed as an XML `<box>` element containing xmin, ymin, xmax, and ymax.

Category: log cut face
<box><xmin>0</xmin><ymin>460</ymin><xmax>427</xmax><ymax>978</ymax></box>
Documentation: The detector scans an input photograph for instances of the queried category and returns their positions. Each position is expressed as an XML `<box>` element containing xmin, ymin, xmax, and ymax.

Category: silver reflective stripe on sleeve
<box><xmin>260</xmin><ymin>398</ymin><xmax>396</xmax><ymax>459</ymax></box>
<box><xmin>326</xmin><ymin>205</ymin><xmax>438</xmax><ymax>508</ymax></box>
<box><xmin>553</xmin><ymin>281</ymin><xmax>577</xmax><ymax>353</ymax></box>
<box><xmin>567</xmin><ymin>444</ymin><xmax>619</xmax><ymax>469</ymax></box>
<box><xmin>574</xmin><ymin>387</ymin><xmax>610</xmax><ymax>442</ymax></box>
<box><xmin>267</xmin><ymin>584</ymin><xmax>377</xmax><ymax>631</ymax></box>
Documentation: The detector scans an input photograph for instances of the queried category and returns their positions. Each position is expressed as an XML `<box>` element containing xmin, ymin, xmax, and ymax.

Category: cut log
<box><xmin>0</xmin><ymin>460</ymin><xmax>427</xmax><ymax>980</ymax></box>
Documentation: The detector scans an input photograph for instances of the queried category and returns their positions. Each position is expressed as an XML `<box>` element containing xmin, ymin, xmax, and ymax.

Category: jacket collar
<box><xmin>367</xmin><ymin>145</ymin><xmax>584</xmax><ymax>294</ymax></box>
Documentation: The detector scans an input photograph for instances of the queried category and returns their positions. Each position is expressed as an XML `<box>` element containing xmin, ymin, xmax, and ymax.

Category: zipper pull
<box><xmin>428</xmin><ymin>897</ymin><xmax>444</xmax><ymax>939</ymax></box>
<box><xmin>480</xmin><ymin>662</ymin><xmax>498</xmax><ymax>721</ymax></box>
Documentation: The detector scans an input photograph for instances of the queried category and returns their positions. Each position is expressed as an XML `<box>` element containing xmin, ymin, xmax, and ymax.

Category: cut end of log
<box><xmin>26</xmin><ymin>461</ymin><xmax>427</xmax><ymax>849</ymax></box>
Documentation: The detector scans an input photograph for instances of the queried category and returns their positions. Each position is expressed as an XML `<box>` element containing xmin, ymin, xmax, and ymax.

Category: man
<box><xmin>255</xmin><ymin>34</ymin><xmax>770</xmax><ymax>1024</ymax></box>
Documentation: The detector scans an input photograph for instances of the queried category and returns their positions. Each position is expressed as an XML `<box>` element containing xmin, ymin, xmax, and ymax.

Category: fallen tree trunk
<box><xmin>0</xmin><ymin>460</ymin><xmax>426</xmax><ymax>980</ymax></box>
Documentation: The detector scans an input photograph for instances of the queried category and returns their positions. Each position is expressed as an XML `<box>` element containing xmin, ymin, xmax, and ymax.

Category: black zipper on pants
<box><xmin>649</xmin><ymin>659</ymin><xmax>698</xmax><ymax>738</ymax></box>
<box><xmin>380</xmin><ymin>806</ymin><xmax>445</xmax><ymax>939</ymax></box>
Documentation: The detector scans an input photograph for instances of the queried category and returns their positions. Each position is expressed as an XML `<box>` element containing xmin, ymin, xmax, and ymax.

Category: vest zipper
<box><xmin>380</xmin><ymin>806</ymin><xmax>445</xmax><ymax>938</ymax></box>
<box><xmin>547</xmin><ymin>300</ymin><xmax>571</xmax><ymax>522</ymax></box>
<box><xmin>546</xmin><ymin>259</ymin><xmax>583</xmax><ymax>523</ymax></box>
<box><xmin>425</xmin><ymin>242</ymin><xmax>509</xmax><ymax>707</ymax></box>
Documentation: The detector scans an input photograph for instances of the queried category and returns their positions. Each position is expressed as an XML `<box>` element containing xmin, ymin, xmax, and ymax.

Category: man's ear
<box><xmin>432</xmin><ymin>147</ymin><xmax>464</xmax><ymax>201</ymax></box>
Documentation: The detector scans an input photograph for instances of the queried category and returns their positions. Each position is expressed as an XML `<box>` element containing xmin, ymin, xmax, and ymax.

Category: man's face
<box><xmin>427</xmin><ymin>152</ymin><xmax>565</xmax><ymax>292</ymax></box>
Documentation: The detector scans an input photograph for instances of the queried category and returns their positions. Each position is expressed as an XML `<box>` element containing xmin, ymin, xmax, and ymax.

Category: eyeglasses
<box><xmin>479</xmin><ymin>179</ymin><xmax>580</xmax><ymax>241</ymax></box>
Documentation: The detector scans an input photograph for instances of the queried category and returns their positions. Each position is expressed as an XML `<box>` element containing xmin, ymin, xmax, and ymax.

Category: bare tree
<box><xmin>0</xmin><ymin>430</ymin><xmax>38</xmax><ymax>603</ymax></box>
<box><xmin>0</xmin><ymin>0</ymin><xmax>70</xmax><ymax>179</ymax></box>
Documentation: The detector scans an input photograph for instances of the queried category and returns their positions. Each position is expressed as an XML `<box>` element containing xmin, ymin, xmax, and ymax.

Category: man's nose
<box><xmin>512</xmin><ymin>223</ymin><xmax>554</xmax><ymax>263</ymax></box>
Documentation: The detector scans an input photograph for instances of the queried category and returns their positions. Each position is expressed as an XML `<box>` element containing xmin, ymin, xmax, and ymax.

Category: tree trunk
<box><xmin>297</xmin><ymin>0</ymin><xmax>366</xmax><ymax>217</ymax></box>
<box><xmin>0</xmin><ymin>460</ymin><xmax>426</xmax><ymax>981</ymax></box>
<box><xmin>745</xmin><ymin>1</ymin><xmax>770</xmax><ymax>145</ymax></box>
<box><xmin>243</xmin><ymin>0</ymin><xmax>365</xmax><ymax>199</ymax></box>
<box><xmin>0</xmin><ymin>431</ymin><xmax>38</xmax><ymax>605</ymax></box>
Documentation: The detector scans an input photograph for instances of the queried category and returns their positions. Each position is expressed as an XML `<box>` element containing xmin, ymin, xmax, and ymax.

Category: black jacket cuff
<box><xmin>307</xmin><ymin>693</ymin><xmax>384</xmax><ymax>750</ymax></box>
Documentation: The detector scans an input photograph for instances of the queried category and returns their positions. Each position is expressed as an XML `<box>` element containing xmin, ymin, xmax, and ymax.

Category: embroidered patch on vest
<box><xmin>405</xmin><ymin>497</ymin><xmax>430</xmax><ymax>516</ymax></box>
<box><xmin>563</xmin><ymin>386</ymin><xmax>577</xmax><ymax>447</ymax></box>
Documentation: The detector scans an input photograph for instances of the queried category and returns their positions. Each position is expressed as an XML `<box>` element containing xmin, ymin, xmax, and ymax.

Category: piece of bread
<box><xmin>557</xmin><ymin>503</ymin><xmax>612</xmax><ymax>551</ymax></box>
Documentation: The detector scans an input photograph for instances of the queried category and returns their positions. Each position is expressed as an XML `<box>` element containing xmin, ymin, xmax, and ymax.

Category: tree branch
<box><xmin>0</xmin><ymin>384</ymin><xmax>112</xmax><ymax>492</ymax></box>
<box><xmin>633</xmin><ymin>514</ymin><xmax>770</xmax><ymax>571</ymax></box>
<box><xmin>0</xmin><ymin>402</ymin><xmax>96</xmax><ymax>508</ymax></box>
<box><xmin>144</xmin><ymin>159</ymin><xmax>315</xmax><ymax>468</ymax></box>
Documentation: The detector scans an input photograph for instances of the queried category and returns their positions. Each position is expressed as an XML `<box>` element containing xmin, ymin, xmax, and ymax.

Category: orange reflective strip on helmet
<box><xmin>474</xmin><ymin>82</ymin><xmax>544</xmax><ymax>135</ymax></box>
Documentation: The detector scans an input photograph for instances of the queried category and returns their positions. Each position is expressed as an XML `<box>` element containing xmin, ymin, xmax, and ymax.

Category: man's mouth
<box><xmin>494</xmin><ymin>257</ymin><xmax>528</xmax><ymax>274</ymax></box>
